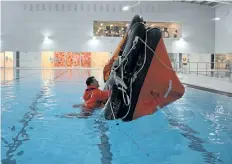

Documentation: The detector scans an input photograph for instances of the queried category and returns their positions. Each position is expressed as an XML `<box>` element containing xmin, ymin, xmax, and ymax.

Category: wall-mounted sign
<box><xmin>182</xmin><ymin>55</ymin><xmax>188</xmax><ymax>65</ymax></box>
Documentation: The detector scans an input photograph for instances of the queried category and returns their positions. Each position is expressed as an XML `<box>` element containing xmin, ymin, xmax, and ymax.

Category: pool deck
<box><xmin>178</xmin><ymin>73</ymin><xmax>232</xmax><ymax>97</ymax></box>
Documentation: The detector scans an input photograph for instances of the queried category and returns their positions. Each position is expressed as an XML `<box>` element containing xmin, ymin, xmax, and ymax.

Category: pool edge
<box><xmin>183</xmin><ymin>83</ymin><xmax>232</xmax><ymax>97</ymax></box>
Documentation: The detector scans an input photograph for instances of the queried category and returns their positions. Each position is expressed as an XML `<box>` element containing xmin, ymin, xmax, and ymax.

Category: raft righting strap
<box><xmin>133</xmin><ymin>36</ymin><xmax>139</xmax><ymax>46</ymax></box>
<box><xmin>132</xmin><ymin>73</ymin><xmax>137</xmax><ymax>82</ymax></box>
<box><xmin>164</xmin><ymin>80</ymin><xmax>172</xmax><ymax>98</ymax></box>
<box><xmin>113</xmin><ymin>73</ymin><xmax>128</xmax><ymax>90</ymax></box>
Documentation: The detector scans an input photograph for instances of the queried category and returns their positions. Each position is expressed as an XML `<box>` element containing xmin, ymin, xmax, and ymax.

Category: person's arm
<box><xmin>98</xmin><ymin>90</ymin><xmax>111</xmax><ymax>101</ymax></box>
<box><xmin>72</xmin><ymin>90</ymin><xmax>91</xmax><ymax>108</ymax></box>
<box><xmin>84</xmin><ymin>90</ymin><xmax>111</xmax><ymax>109</ymax></box>
<box><xmin>83</xmin><ymin>90</ymin><xmax>91</xmax><ymax>101</ymax></box>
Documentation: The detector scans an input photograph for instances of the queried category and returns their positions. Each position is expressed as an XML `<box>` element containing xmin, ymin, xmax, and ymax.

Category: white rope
<box><xmin>109</xmin><ymin>27</ymin><xmax>176</xmax><ymax>120</ymax></box>
<box><xmin>112</xmin><ymin>22</ymin><xmax>145</xmax><ymax>71</ymax></box>
<box><xmin>133</xmin><ymin>28</ymin><xmax>149</xmax><ymax>76</ymax></box>
<box><xmin>109</xmin><ymin>99</ymin><xmax>116</xmax><ymax>120</ymax></box>
<box><xmin>120</xmin><ymin>78</ymin><xmax>133</xmax><ymax>119</ymax></box>
<box><xmin>118</xmin><ymin>86</ymin><xmax>130</xmax><ymax>106</ymax></box>
<box><xmin>112</xmin><ymin>43</ymin><xmax>137</xmax><ymax>71</ymax></box>
<box><xmin>137</xmin><ymin>36</ymin><xmax>176</xmax><ymax>72</ymax></box>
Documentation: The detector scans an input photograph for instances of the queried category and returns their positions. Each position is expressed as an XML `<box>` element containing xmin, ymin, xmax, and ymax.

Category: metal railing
<box><xmin>1</xmin><ymin>60</ymin><xmax>232</xmax><ymax>82</ymax></box>
<box><xmin>173</xmin><ymin>62</ymin><xmax>232</xmax><ymax>82</ymax></box>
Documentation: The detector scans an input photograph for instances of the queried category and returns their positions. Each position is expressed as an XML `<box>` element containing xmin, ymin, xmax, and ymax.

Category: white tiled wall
<box><xmin>215</xmin><ymin>4</ymin><xmax>232</xmax><ymax>53</ymax></box>
<box><xmin>18</xmin><ymin>52</ymin><xmax>41</xmax><ymax>68</ymax></box>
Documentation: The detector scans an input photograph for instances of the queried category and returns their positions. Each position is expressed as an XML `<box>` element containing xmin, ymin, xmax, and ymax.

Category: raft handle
<box><xmin>114</xmin><ymin>74</ymin><xmax>128</xmax><ymax>90</ymax></box>
<box><xmin>164</xmin><ymin>80</ymin><xmax>172</xmax><ymax>98</ymax></box>
<box><xmin>133</xmin><ymin>36</ymin><xmax>139</xmax><ymax>46</ymax></box>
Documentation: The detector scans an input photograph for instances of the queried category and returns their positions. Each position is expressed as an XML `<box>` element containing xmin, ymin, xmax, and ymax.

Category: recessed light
<box><xmin>212</xmin><ymin>17</ymin><xmax>220</xmax><ymax>21</ymax></box>
<box><xmin>179</xmin><ymin>37</ymin><xmax>184</xmax><ymax>41</ymax></box>
<box><xmin>101</xmin><ymin>23</ymin><xmax>103</xmax><ymax>26</ymax></box>
<box><xmin>44</xmin><ymin>36</ymin><xmax>49</xmax><ymax>40</ymax></box>
<box><xmin>122</xmin><ymin>6</ymin><xmax>130</xmax><ymax>11</ymax></box>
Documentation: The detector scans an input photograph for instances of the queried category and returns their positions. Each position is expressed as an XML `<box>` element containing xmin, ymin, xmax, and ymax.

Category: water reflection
<box><xmin>1</xmin><ymin>90</ymin><xmax>44</xmax><ymax>164</ymax></box>
<box><xmin>1</xmin><ymin>70</ymin><xmax>67</xmax><ymax>164</ymax></box>
<box><xmin>204</xmin><ymin>102</ymin><xmax>232</xmax><ymax>146</ymax></box>
<box><xmin>94</xmin><ymin>119</ymin><xmax>113</xmax><ymax>164</ymax></box>
<box><xmin>164</xmin><ymin>109</ymin><xmax>223</xmax><ymax>164</ymax></box>
<box><xmin>41</xmin><ymin>69</ymin><xmax>102</xmax><ymax>83</ymax></box>
<box><xmin>1</xmin><ymin>69</ymin><xmax>14</xmax><ymax>84</ymax></box>
<box><xmin>15</xmin><ymin>70</ymin><xmax>20</xmax><ymax>80</ymax></box>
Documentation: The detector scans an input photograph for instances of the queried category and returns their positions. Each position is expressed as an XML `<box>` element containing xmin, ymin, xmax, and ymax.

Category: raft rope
<box><xmin>111</xmin><ymin>28</ymin><xmax>150</xmax><ymax>120</ymax></box>
<box><xmin>110</xmin><ymin>27</ymin><xmax>176</xmax><ymax>120</ymax></box>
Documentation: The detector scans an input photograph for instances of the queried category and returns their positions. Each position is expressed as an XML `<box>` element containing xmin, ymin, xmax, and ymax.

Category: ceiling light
<box><xmin>122</xmin><ymin>6</ymin><xmax>130</xmax><ymax>11</ymax></box>
<box><xmin>121</xmin><ymin>27</ymin><xmax>124</xmax><ymax>30</ymax></box>
<box><xmin>122</xmin><ymin>1</ymin><xmax>140</xmax><ymax>11</ymax></box>
<box><xmin>212</xmin><ymin>17</ymin><xmax>220</xmax><ymax>21</ymax></box>
<box><xmin>44</xmin><ymin>36</ymin><xmax>49</xmax><ymax>40</ymax></box>
<box><xmin>110</xmin><ymin>24</ymin><xmax>113</xmax><ymax>27</ymax></box>
<box><xmin>43</xmin><ymin>36</ymin><xmax>52</xmax><ymax>44</ymax></box>
<box><xmin>100</xmin><ymin>23</ymin><xmax>103</xmax><ymax>26</ymax></box>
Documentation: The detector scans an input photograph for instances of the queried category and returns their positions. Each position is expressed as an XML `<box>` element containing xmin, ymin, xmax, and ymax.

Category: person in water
<box><xmin>73</xmin><ymin>76</ymin><xmax>111</xmax><ymax>109</ymax></box>
<box><xmin>61</xmin><ymin>76</ymin><xmax>111</xmax><ymax>119</ymax></box>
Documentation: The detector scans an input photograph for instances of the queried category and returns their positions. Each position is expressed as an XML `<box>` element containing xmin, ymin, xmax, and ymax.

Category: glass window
<box><xmin>93</xmin><ymin>21</ymin><xmax>182</xmax><ymax>39</ymax></box>
<box><xmin>93</xmin><ymin>21</ymin><xmax>128</xmax><ymax>37</ymax></box>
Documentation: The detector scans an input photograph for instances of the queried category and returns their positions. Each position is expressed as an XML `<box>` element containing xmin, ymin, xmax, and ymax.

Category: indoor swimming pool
<box><xmin>1</xmin><ymin>69</ymin><xmax>232</xmax><ymax>164</ymax></box>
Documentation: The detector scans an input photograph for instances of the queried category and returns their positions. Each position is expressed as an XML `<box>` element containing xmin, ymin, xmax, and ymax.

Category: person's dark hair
<box><xmin>86</xmin><ymin>76</ymin><xmax>95</xmax><ymax>86</ymax></box>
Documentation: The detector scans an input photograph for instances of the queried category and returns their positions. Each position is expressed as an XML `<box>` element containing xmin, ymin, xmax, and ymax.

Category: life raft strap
<box><xmin>164</xmin><ymin>80</ymin><xmax>172</xmax><ymax>98</ymax></box>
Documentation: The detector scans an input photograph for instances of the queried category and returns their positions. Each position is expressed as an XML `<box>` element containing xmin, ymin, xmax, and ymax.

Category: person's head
<box><xmin>86</xmin><ymin>76</ymin><xmax>99</xmax><ymax>88</ymax></box>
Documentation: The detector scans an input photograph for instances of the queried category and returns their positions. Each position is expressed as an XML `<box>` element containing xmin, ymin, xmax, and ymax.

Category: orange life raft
<box><xmin>103</xmin><ymin>15</ymin><xmax>185</xmax><ymax>121</ymax></box>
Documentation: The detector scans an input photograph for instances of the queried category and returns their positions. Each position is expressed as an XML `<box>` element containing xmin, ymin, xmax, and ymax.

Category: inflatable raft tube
<box><xmin>103</xmin><ymin>15</ymin><xmax>144</xmax><ymax>83</ymax></box>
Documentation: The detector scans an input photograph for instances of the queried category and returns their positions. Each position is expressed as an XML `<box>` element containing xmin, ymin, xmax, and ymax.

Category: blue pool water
<box><xmin>1</xmin><ymin>69</ymin><xmax>232</xmax><ymax>164</ymax></box>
